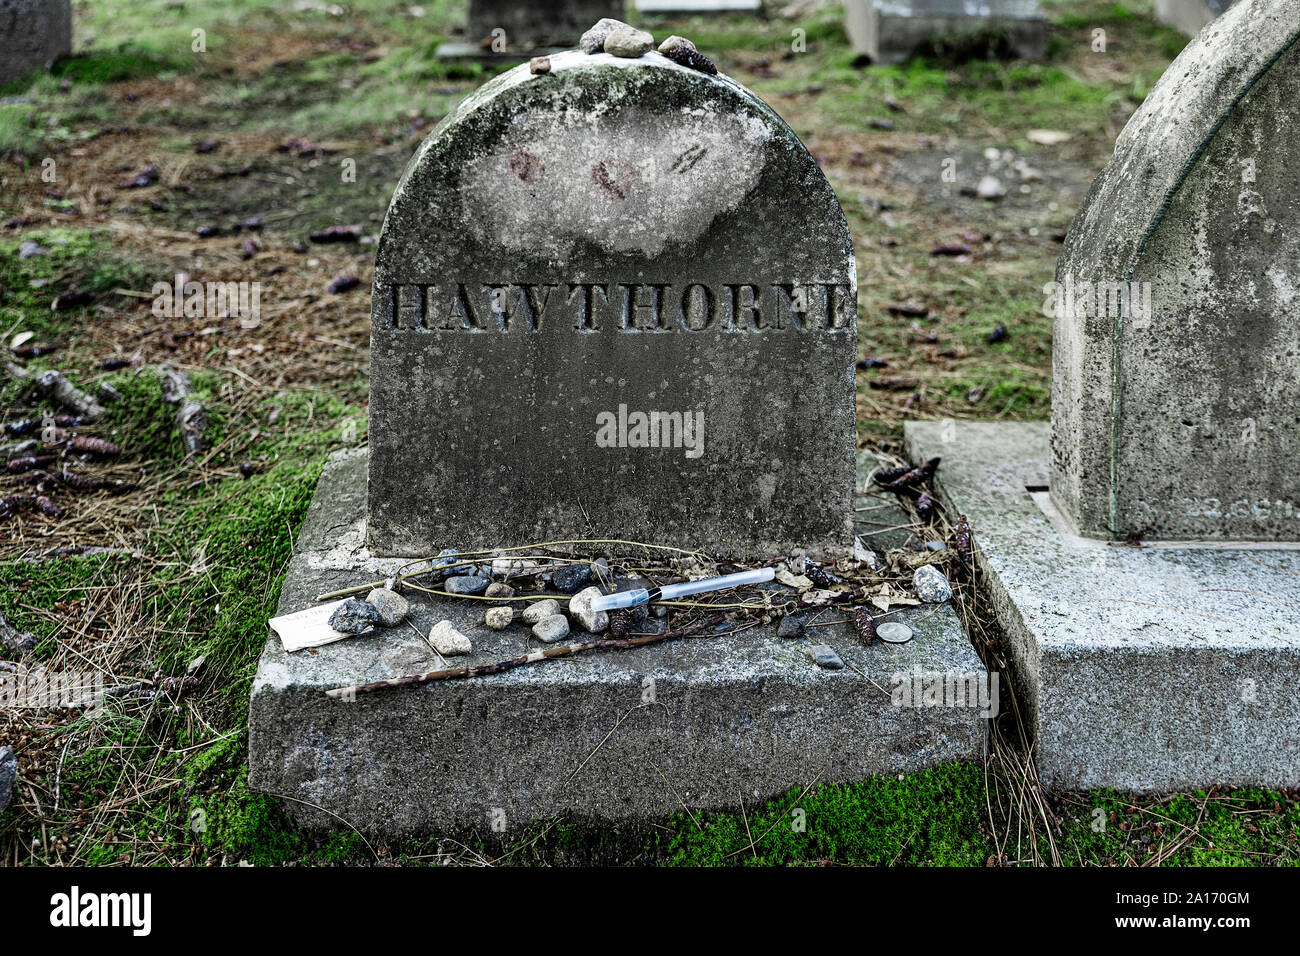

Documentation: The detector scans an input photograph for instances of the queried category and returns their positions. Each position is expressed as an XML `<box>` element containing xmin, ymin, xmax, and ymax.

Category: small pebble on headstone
<box><xmin>521</xmin><ymin>599</ymin><xmax>561</xmax><ymax>625</ymax></box>
<box><xmin>328</xmin><ymin>598</ymin><xmax>378</xmax><ymax>634</ymax></box>
<box><xmin>604</xmin><ymin>26</ymin><xmax>653</xmax><ymax>58</ymax></box>
<box><xmin>533</xmin><ymin>614</ymin><xmax>570</xmax><ymax>644</ymax></box>
<box><xmin>551</xmin><ymin>563</ymin><xmax>592</xmax><ymax>593</ymax></box>
<box><xmin>484</xmin><ymin>582</ymin><xmax>515</xmax><ymax>600</ymax></box>
<box><xmin>913</xmin><ymin>565</ymin><xmax>953</xmax><ymax>603</ymax></box>
<box><xmin>365</xmin><ymin>587</ymin><xmax>410</xmax><ymax>627</ymax></box>
<box><xmin>428</xmin><ymin>619</ymin><xmax>472</xmax><ymax>656</ymax></box>
<box><xmin>777</xmin><ymin>615</ymin><xmax>805</xmax><ymax>639</ymax></box>
<box><xmin>658</xmin><ymin>35</ymin><xmax>695</xmax><ymax>54</ymax></box>
<box><xmin>568</xmin><ymin>586</ymin><xmax>609</xmax><ymax>633</ymax></box>
<box><xmin>429</xmin><ymin>548</ymin><xmax>470</xmax><ymax>580</ymax></box>
<box><xmin>580</xmin><ymin>17</ymin><xmax>629</xmax><ymax>54</ymax></box>
<box><xmin>444</xmin><ymin>574</ymin><xmax>490</xmax><ymax>596</ymax></box>
<box><xmin>804</xmin><ymin>644</ymin><xmax>844</xmax><ymax>670</ymax></box>
<box><xmin>529</xmin><ymin>56</ymin><xmax>550</xmax><ymax>75</ymax></box>
<box><xmin>484</xmin><ymin>607</ymin><xmax>513</xmax><ymax>630</ymax></box>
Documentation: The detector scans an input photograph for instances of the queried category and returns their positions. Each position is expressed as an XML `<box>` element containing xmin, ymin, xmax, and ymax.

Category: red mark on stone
<box><xmin>508</xmin><ymin>150</ymin><xmax>544</xmax><ymax>183</ymax></box>
<box><xmin>591</xmin><ymin>158</ymin><xmax>638</xmax><ymax>201</ymax></box>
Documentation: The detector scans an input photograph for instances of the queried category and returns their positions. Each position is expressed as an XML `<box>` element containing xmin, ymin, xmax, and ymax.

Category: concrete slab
<box><xmin>249</xmin><ymin>448</ymin><xmax>987</xmax><ymax>836</ymax></box>
<box><xmin>906</xmin><ymin>421</ymin><xmax>1300</xmax><ymax>792</ymax></box>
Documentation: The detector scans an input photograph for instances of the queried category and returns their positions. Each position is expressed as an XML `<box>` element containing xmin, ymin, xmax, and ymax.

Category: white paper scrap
<box><xmin>268</xmin><ymin>600</ymin><xmax>356</xmax><ymax>652</ymax></box>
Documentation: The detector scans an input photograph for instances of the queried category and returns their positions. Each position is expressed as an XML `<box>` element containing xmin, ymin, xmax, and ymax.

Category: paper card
<box><xmin>268</xmin><ymin>600</ymin><xmax>356</xmax><ymax>652</ymax></box>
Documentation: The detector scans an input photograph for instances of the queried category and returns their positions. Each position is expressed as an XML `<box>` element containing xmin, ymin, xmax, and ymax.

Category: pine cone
<box><xmin>852</xmin><ymin>607</ymin><xmax>877</xmax><ymax>646</ymax></box>
<box><xmin>805</xmin><ymin>562</ymin><xmax>835</xmax><ymax>589</ymax></box>
<box><xmin>661</xmin><ymin>46</ymin><xmax>718</xmax><ymax>75</ymax></box>
<box><xmin>608</xmin><ymin>608</ymin><xmax>634</xmax><ymax>639</ymax></box>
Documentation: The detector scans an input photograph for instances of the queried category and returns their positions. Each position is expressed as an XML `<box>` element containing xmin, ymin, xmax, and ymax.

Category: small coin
<box><xmin>876</xmin><ymin>621</ymin><xmax>914</xmax><ymax>644</ymax></box>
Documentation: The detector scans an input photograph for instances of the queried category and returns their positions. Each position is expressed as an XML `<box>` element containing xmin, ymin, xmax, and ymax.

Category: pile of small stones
<box><xmin>526</xmin><ymin>19</ymin><xmax>719</xmax><ymax>76</ymax></box>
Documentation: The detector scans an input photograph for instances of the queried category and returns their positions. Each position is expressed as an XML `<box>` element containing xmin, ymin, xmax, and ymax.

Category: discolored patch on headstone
<box><xmin>367</xmin><ymin>51</ymin><xmax>857</xmax><ymax>559</ymax></box>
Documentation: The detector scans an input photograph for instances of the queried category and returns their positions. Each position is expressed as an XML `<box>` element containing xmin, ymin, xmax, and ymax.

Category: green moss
<box><xmin>190</xmin><ymin>766</ymin><xmax>303</xmax><ymax>866</ymax></box>
<box><xmin>51</xmin><ymin>51</ymin><xmax>190</xmax><ymax>85</ymax></box>
<box><xmin>0</xmin><ymin>229</ymin><xmax>144</xmax><ymax>340</ymax></box>
<box><xmin>1053</xmin><ymin>789</ymin><xmax>1300</xmax><ymax>866</ymax></box>
<box><xmin>667</xmin><ymin>762</ymin><xmax>990</xmax><ymax>866</ymax></box>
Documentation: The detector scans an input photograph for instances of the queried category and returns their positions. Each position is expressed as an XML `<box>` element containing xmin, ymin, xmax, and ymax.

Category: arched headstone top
<box><xmin>367</xmin><ymin>50</ymin><xmax>857</xmax><ymax>558</ymax></box>
<box><xmin>1051</xmin><ymin>0</ymin><xmax>1300</xmax><ymax>541</ymax></box>
<box><xmin>375</xmin><ymin>50</ymin><xmax>853</xmax><ymax>278</ymax></box>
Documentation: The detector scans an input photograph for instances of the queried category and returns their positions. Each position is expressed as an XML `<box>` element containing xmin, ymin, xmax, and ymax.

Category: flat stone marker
<box><xmin>369</xmin><ymin>49</ymin><xmax>857</xmax><ymax>560</ymax></box>
<box><xmin>250</xmin><ymin>449</ymin><xmax>988</xmax><ymax>836</ymax></box>
<box><xmin>0</xmin><ymin>0</ymin><xmax>72</xmax><ymax>84</ymax></box>
<box><xmin>1154</xmin><ymin>0</ymin><xmax>1241</xmax><ymax>36</ymax></box>
<box><xmin>845</xmin><ymin>0</ymin><xmax>1046</xmax><ymax>65</ymax></box>
<box><xmin>1052</xmin><ymin>0</ymin><xmax>1300</xmax><ymax>542</ymax></box>
<box><xmin>438</xmin><ymin>0</ymin><xmax>625</xmax><ymax>57</ymax></box>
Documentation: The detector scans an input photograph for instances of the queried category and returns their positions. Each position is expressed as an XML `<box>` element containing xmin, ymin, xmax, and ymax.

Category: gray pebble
<box><xmin>0</xmin><ymin>609</ymin><xmax>37</xmax><ymax>655</ymax></box>
<box><xmin>329</xmin><ymin>598</ymin><xmax>378</xmax><ymax>634</ymax></box>
<box><xmin>444</xmin><ymin>574</ymin><xmax>490</xmax><ymax>596</ymax></box>
<box><xmin>605</xmin><ymin>26</ymin><xmax>653</xmax><ymax>58</ymax></box>
<box><xmin>658</xmin><ymin>35</ymin><xmax>696</xmax><ymax>54</ymax></box>
<box><xmin>484</xmin><ymin>607</ymin><xmax>513</xmax><ymax>630</ymax></box>
<box><xmin>0</xmin><ymin>747</ymin><xmax>15</xmax><ymax>815</ymax></box>
<box><xmin>977</xmin><ymin>175</ymin><xmax>1006</xmax><ymax>200</ymax></box>
<box><xmin>529</xmin><ymin>55</ymin><xmax>551</xmax><ymax>74</ymax></box>
<box><xmin>429</xmin><ymin>620</ymin><xmax>472</xmax><ymax>656</ymax></box>
<box><xmin>580</xmin><ymin>17</ymin><xmax>629</xmax><ymax>53</ymax></box>
<box><xmin>533</xmin><ymin>614</ymin><xmax>570</xmax><ymax>644</ymax></box>
<box><xmin>365</xmin><ymin>587</ymin><xmax>410</xmax><ymax>627</ymax></box>
<box><xmin>777</xmin><ymin>615</ymin><xmax>805</xmax><ymax>639</ymax></box>
<box><xmin>484</xmin><ymin>582</ymin><xmax>515</xmax><ymax>600</ymax></box>
<box><xmin>521</xmin><ymin>599</ymin><xmax>561</xmax><ymax>624</ymax></box>
<box><xmin>429</xmin><ymin>548</ymin><xmax>472</xmax><ymax>580</ymax></box>
<box><xmin>805</xmin><ymin>644</ymin><xmax>844</xmax><ymax>670</ymax></box>
<box><xmin>913</xmin><ymin>565</ymin><xmax>954</xmax><ymax>603</ymax></box>
<box><xmin>568</xmin><ymin>586</ymin><xmax>609</xmax><ymax>633</ymax></box>
<box><xmin>18</xmin><ymin>240</ymin><xmax>48</xmax><ymax>260</ymax></box>
<box><xmin>552</xmin><ymin>563</ymin><xmax>592</xmax><ymax>593</ymax></box>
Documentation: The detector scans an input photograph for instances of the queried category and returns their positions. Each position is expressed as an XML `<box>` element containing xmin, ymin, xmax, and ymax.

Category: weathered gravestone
<box><xmin>1154</xmin><ymin>0</ymin><xmax>1241</xmax><ymax>37</ymax></box>
<box><xmin>1051</xmin><ymin>0</ymin><xmax>1299</xmax><ymax>542</ymax></box>
<box><xmin>844</xmin><ymin>0</ymin><xmax>1046</xmax><ymax>65</ymax></box>
<box><xmin>438</xmin><ymin>0</ymin><xmax>625</xmax><ymax>57</ymax></box>
<box><xmin>250</xmin><ymin>41</ymin><xmax>989</xmax><ymax>836</ymax></box>
<box><xmin>906</xmin><ymin>0</ymin><xmax>1300</xmax><ymax>791</ymax></box>
<box><xmin>0</xmin><ymin>0</ymin><xmax>72</xmax><ymax>84</ymax></box>
<box><xmin>369</xmin><ymin>49</ymin><xmax>858</xmax><ymax>560</ymax></box>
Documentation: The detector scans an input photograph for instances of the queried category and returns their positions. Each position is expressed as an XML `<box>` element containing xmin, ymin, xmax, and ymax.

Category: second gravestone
<box><xmin>369</xmin><ymin>50</ymin><xmax>858</xmax><ymax>559</ymax></box>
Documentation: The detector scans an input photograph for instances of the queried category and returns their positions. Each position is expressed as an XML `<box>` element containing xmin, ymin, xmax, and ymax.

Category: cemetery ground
<box><xmin>1</xmin><ymin>0</ymin><xmax>1297</xmax><ymax>867</ymax></box>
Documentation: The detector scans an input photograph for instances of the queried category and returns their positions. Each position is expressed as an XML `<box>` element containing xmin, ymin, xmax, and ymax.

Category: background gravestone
<box><xmin>1154</xmin><ymin>0</ymin><xmax>1241</xmax><ymax>36</ymax></box>
<box><xmin>1052</xmin><ymin>0</ymin><xmax>1300</xmax><ymax>541</ymax></box>
<box><xmin>368</xmin><ymin>50</ymin><xmax>857</xmax><ymax>560</ymax></box>
<box><xmin>0</xmin><ymin>0</ymin><xmax>72</xmax><ymax>84</ymax></box>
<box><xmin>457</xmin><ymin>0</ymin><xmax>625</xmax><ymax>53</ymax></box>
<box><xmin>844</xmin><ymin>0</ymin><xmax>1046</xmax><ymax>64</ymax></box>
